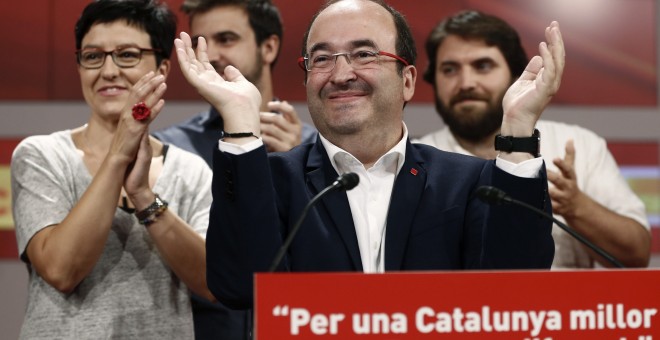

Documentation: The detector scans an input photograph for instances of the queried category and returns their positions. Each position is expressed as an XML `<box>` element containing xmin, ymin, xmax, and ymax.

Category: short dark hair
<box><xmin>423</xmin><ymin>10</ymin><xmax>528</xmax><ymax>85</ymax></box>
<box><xmin>301</xmin><ymin>0</ymin><xmax>417</xmax><ymax>75</ymax></box>
<box><xmin>74</xmin><ymin>0</ymin><xmax>177</xmax><ymax>66</ymax></box>
<box><xmin>181</xmin><ymin>0</ymin><xmax>283</xmax><ymax>66</ymax></box>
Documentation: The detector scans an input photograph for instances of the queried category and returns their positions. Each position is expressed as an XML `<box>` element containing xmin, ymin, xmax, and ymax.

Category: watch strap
<box><xmin>494</xmin><ymin>129</ymin><xmax>541</xmax><ymax>157</ymax></box>
<box><xmin>220</xmin><ymin>131</ymin><xmax>259</xmax><ymax>140</ymax></box>
<box><xmin>135</xmin><ymin>193</ymin><xmax>169</xmax><ymax>223</ymax></box>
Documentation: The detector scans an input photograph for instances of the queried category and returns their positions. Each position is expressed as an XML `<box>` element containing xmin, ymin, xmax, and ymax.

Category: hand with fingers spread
<box><xmin>546</xmin><ymin>138</ymin><xmax>651</xmax><ymax>267</ymax></box>
<box><xmin>260</xmin><ymin>100</ymin><xmax>303</xmax><ymax>152</ymax></box>
<box><xmin>175</xmin><ymin>32</ymin><xmax>261</xmax><ymax>139</ymax></box>
<box><xmin>547</xmin><ymin>140</ymin><xmax>584</xmax><ymax>218</ymax></box>
<box><xmin>501</xmin><ymin>21</ymin><xmax>564</xmax><ymax>137</ymax></box>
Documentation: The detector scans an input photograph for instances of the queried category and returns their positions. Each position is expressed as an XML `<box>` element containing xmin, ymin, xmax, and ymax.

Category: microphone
<box><xmin>476</xmin><ymin>186</ymin><xmax>625</xmax><ymax>268</ymax></box>
<box><xmin>268</xmin><ymin>172</ymin><xmax>359</xmax><ymax>272</ymax></box>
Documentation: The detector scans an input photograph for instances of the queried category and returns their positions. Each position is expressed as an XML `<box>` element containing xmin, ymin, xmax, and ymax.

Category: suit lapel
<box><xmin>385</xmin><ymin>142</ymin><xmax>426</xmax><ymax>270</ymax></box>
<box><xmin>306</xmin><ymin>142</ymin><xmax>363</xmax><ymax>271</ymax></box>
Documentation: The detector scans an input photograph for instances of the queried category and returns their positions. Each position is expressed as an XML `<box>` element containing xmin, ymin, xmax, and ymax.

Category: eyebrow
<box><xmin>80</xmin><ymin>43</ymin><xmax>141</xmax><ymax>50</ymax></box>
<box><xmin>192</xmin><ymin>31</ymin><xmax>240</xmax><ymax>43</ymax></box>
<box><xmin>440</xmin><ymin>57</ymin><xmax>496</xmax><ymax>67</ymax></box>
<box><xmin>308</xmin><ymin>39</ymin><xmax>379</xmax><ymax>55</ymax></box>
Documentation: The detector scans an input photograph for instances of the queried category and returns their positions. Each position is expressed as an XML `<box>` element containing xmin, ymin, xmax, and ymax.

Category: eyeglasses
<box><xmin>298</xmin><ymin>50</ymin><xmax>409</xmax><ymax>73</ymax></box>
<box><xmin>75</xmin><ymin>47</ymin><xmax>161</xmax><ymax>69</ymax></box>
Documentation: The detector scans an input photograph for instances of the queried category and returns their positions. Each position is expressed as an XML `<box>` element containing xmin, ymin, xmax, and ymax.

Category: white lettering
<box><xmin>644</xmin><ymin>308</ymin><xmax>657</xmax><ymax>328</ymax></box>
<box><xmin>482</xmin><ymin>306</ymin><xmax>493</xmax><ymax>331</ymax></box>
<box><xmin>352</xmin><ymin>312</ymin><xmax>407</xmax><ymax>334</ymax></box>
<box><xmin>290</xmin><ymin>308</ymin><xmax>344</xmax><ymax>335</ymax></box>
<box><xmin>464</xmin><ymin>311</ymin><xmax>481</xmax><ymax>332</ymax></box>
<box><xmin>414</xmin><ymin>306</ymin><xmax>561</xmax><ymax>336</ymax></box>
<box><xmin>572</xmin><ymin>304</ymin><xmax>658</xmax><ymax>330</ymax></box>
<box><xmin>546</xmin><ymin>311</ymin><xmax>562</xmax><ymax>331</ymax></box>
<box><xmin>571</xmin><ymin>310</ymin><xmax>596</xmax><ymax>330</ymax></box>
<box><xmin>291</xmin><ymin>308</ymin><xmax>310</xmax><ymax>335</ymax></box>
<box><xmin>529</xmin><ymin>311</ymin><xmax>546</xmax><ymax>337</ymax></box>
<box><xmin>391</xmin><ymin>313</ymin><xmax>408</xmax><ymax>334</ymax></box>
<box><xmin>415</xmin><ymin>307</ymin><xmax>434</xmax><ymax>333</ymax></box>
<box><xmin>452</xmin><ymin>308</ymin><xmax>465</xmax><ymax>332</ymax></box>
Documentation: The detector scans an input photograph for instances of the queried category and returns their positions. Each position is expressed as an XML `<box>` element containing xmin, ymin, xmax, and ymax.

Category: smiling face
<box><xmin>78</xmin><ymin>20</ymin><xmax>169</xmax><ymax>121</ymax></box>
<box><xmin>433</xmin><ymin>35</ymin><xmax>511</xmax><ymax>141</ymax></box>
<box><xmin>304</xmin><ymin>0</ymin><xmax>415</xmax><ymax>142</ymax></box>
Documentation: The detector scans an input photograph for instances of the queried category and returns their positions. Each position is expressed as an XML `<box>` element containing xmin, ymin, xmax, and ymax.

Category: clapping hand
<box><xmin>175</xmin><ymin>32</ymin><xmax>262</xmax><ymax>137</ymax></box>
<box><xmin>261</xmin><ymin>101</ymin><xmax>304</xmax><ymax>152</ymax></box>
<box><xmin>501</xmin><ymin>22</ymin><xmax>565</xmax><ymax>137</ymax></box>
<box><xmin>547</xmin><ymin>140</ymin><xmax>585</xmax><ymax>218</ymax></box>
<box><xmin>114</xmin><ymin>72</ymin><xmax>166</xmax><ymax>197</ymax></box>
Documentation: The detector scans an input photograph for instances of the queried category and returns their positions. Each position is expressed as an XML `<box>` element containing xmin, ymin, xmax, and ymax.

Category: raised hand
<box><xmin>501</xmin><ymin>22</ymin><xmax>564</xmax><ymax>136</ymax></box>
<box><xmin>175</xmin><ymin>32</ymin><xmax>261</xmax><ymax>136</ymax></box>
<box><xmin>109</xmin><ymin>71</ymin><xmax>166</xmax><ymax>167</ymax></box>
<box><xmin>547</xmin><ymin>140</ymin><xmax>584</xmax><ymax>218</ymax></box>
<box><xmin>260</xmin><ymin>100</ymin><xmax>304</xmax><ymax>152</ymax></box>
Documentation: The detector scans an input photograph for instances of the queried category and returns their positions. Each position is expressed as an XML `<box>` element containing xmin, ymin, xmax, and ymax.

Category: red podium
<box><xmin>254</xmin><ymin>269</ymin><xmax>660</xmax><ymax>339</ymax></box>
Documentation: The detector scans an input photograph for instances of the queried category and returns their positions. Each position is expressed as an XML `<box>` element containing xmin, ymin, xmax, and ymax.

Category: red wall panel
<box><xmin>0</xmin><ymin>0</ymin><xmax>655</xmax><ymax>105</ymax></box>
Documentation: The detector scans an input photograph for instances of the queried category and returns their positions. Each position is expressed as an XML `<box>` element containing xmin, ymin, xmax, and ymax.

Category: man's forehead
<box><xmin>438</xmin><ymin>36</ymin><xmax>505</xmax><ymax>61</ymax></box>
<box><xmin>306</xmin><ymin>0</ymin><xmax>395</xmax><ymax>51</ymax></box>
<box><xmin>191</xmin><ymin>5</ymin><xmax>250</xmax><ymax>31</ymax></box>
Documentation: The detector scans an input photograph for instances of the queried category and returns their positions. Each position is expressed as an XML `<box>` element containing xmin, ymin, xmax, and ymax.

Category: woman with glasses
<box><xmin>11</xmin><ymin>0</ymin><xmax>214</xmax><ymax>338</ymax></box>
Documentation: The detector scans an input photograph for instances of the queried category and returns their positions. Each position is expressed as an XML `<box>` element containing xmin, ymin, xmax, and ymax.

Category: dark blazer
<box><xmin>207</xmin><ymin>139</ymin><xmax>554</xmax><ymax>310</ymax></box>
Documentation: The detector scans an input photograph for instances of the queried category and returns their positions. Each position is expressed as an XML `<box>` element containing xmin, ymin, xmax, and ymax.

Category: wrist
<box><xmin>134</xmin><ymin>193</ymin><xmax>169</xmax><ymax>227</ymax></box>
<box><xmin>127</xmin><ymin>189</ymin><xmax>155</xmax><ymax>211</ymax></box>
<box><xmin>495</xmin><ymin>128</ymin><xmax>541</xmax><ymax>158</ymax></box>
<box><xmin>500</xmin><ymin>116</ymin><xmax>537</xmax><ymax>137</ymax></box>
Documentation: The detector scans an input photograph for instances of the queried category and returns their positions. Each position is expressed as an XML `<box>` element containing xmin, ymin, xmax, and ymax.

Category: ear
<box><xmin>260</xmin><ymin>34</ymin><xmax>280</xmax><ymax>65</ymax></box>
<box><xmin>157</xmin><ymin>59</ymin><xmax>171</xmax><ymax>80</ymax></box>
<box><xmin>402</xmin><ymin>65</ymin><xmax>417</xmax><ymax>102</ymax></box>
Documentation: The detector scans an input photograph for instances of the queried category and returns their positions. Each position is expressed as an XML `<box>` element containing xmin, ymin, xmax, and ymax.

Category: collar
<box><xmin>319</xmin><ymin>122</ymin><xmax>409</xmax><ymax>175</ymax></box>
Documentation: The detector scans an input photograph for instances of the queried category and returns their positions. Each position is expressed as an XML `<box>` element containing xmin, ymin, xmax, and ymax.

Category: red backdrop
<box><xmin>0</xmin><ymin>0</ymin><xmax>655</xmax><ymax>105</ymax></box>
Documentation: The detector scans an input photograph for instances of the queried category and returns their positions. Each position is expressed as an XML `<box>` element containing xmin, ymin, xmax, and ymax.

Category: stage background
<box><xmin>0</xmin><ymin>0</ymin><xmax>658</xmax><ymax>338</ymax></box>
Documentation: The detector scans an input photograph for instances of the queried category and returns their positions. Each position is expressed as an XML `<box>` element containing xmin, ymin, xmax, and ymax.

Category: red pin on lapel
<box><xmin>410</xmin><ymin>168</ymin><xmax>418</xmax><ymax>176</ymax></box>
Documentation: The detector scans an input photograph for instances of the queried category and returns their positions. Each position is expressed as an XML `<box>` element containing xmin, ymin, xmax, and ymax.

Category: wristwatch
<box><xmin>494</xmin><ymin>128</ymin><xmax>541</xmax><ymax>157</ymax></box>
<box><xmin>135</xmin><ymin>193</ymin><xmax>169</xmax><ymax>226</ymax></box>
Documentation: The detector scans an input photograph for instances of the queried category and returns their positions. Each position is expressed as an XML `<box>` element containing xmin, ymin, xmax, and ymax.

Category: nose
<box><xmin>204</xmin><ymin>40</ymin><xmax>223</xmax><ymax>64</ymax></box>
<box><xmin>457</xmin><ymin>69</ymin><xmax>476</xmax><ymax>90</ymax></box>
<box><xmin>99</xmin><ymin>54</ymin><xmax>119</xmax><ymax>78</ymax></box>
<box><xmin>328</xmin><ymin>54</ymin><xmax>357</xmax><ymax>84</ymax></box>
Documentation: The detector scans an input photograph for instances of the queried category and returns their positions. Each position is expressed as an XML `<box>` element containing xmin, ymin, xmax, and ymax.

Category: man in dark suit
<box><xmin>175</xmin><ymin>0</ymin><xmax>565</xmax><ymax>310</ymax></box>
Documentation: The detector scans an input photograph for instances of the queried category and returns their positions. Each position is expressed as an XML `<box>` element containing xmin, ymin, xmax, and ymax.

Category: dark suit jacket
<box><xmin>207</xmin><ymin>139</ymin><xmax>554</xmax><ymax>310</ymax></box>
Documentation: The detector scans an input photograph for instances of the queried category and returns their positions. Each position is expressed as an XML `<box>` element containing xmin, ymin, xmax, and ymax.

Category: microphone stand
<box><xmin>268</xmin><ymin>173</ymin><xmax>359</xmax><ymax>272</ymax></box>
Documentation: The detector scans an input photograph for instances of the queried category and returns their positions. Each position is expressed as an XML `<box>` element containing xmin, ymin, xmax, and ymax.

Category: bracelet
<box><xmin>219</xmin><ymin>131</ymin><xmax>259</xmax><ymax>140</ymax></box>
<box><xmin>135</xmin><ymin>193</ymin><xmax>169</xmax><ymax>227</ymax></box>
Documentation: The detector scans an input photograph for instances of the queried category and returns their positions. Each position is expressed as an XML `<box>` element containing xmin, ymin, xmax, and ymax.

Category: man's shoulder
<box><xmin>410</xmin><ymin>141</ymin><xmax>486</xmax><ymax>167</ymax></box>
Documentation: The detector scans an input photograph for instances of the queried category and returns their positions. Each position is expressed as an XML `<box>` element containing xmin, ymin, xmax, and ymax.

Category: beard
<box><xmin>435</xmin><ymin>89</ymin><xmax>504</xmax><ymax>143</ymax></box>
<box><xmin>210</xmin><ymin>50</ymin><xmax>263</xmax><ymax>85</ymax></box>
